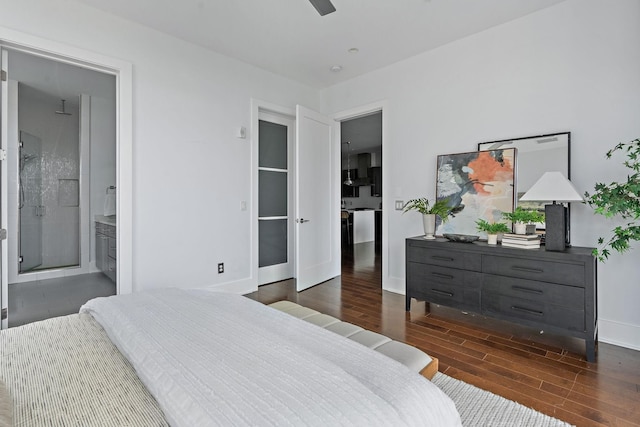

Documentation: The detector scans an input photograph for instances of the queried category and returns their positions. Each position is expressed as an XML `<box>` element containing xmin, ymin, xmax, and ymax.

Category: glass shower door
<box><xmin>19</xmin><ymin>130</ymin><xmax>43</xmax><ymax>273</ymax></box>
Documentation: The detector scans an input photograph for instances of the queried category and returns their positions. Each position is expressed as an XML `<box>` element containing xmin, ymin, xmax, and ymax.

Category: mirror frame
<box><xmin>478</xmin><ymin>132</ymin><xmax>571</xmax><ymax>245</ymax></box>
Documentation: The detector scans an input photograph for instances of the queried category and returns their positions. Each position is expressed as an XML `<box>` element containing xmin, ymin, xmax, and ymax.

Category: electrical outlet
<box><xmin>218</xmin><ymin>263</ymin><xmax>224</xmax><ymax>274</ymax></box>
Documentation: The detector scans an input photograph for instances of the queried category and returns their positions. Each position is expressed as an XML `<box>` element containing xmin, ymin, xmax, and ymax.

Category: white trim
<box><xmin>205</xmin><ymin>277</ymin><xmax>256</xmax><ymax>295</ymax></box>
<box><xmin>598</xmin><ymin>317</ymin><xmax>640</xmax><ymax>352</ymax></box>
<box><xmin>1</xmin><ymin>48</ymin><xmax>8</xmax><ymax>329</ymax></box>
<box><xmin>0</xmin><ymin>26</ymin><xmax>133</xmax><ymax>295</ymax></box>
<box><xmin>332</xmin><ymin>101</ymin><xmax>391</xmax><ymax>292</ymax></box>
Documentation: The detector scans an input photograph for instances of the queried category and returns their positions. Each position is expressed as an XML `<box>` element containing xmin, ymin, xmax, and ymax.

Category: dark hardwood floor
<box><xmin>247</xmin><ymin>242</ymin><xmax>640</xmax><ymax>427</ymax></box>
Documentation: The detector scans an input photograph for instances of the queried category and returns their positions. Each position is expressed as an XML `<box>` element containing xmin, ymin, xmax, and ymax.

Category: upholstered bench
<box><xmin>268</xmin><ymin>301</ymin><xmax>439</xmax><ymax>380</ymax></box>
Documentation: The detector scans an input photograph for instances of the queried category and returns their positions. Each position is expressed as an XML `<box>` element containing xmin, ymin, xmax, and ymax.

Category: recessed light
<box><xmin>330</xmin><ymin>65</ymin><xmax>343</xmax><ymax>72</ymax></box>
<box><xmin>348</xmin><ymin>48</ymin><xmax>359</xmax><ymax>54</ymax></box>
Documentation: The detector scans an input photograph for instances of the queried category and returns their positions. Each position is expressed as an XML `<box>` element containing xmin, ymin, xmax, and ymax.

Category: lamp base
<box><xmin>545</xmin><ymin>203</ymin><xmax>566</xmax><ymax>251</ymax></box>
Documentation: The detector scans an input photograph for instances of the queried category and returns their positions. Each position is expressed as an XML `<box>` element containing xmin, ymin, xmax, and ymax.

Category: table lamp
<box><xmin>519</xmin><ymin>171</ymin><xmax>583</xmax><ymax>251</ymax></box>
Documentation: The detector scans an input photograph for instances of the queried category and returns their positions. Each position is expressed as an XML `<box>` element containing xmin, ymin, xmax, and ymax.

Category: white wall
<box><xmin>0</xmin><ymin>0</ymin><xmax>319</xmax><ymax>293</ymax></box>
<box><xmin>321</xmin><ymin>0</ymin><xmax>640</xmax><ymax>350</ymax></box>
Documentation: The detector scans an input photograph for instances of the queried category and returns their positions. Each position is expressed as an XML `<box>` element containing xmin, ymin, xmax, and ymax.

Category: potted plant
<box><xmin>475</xmin><ymin>219</ymin><xmax>510</xmax><ymax>245</ymax></box>
<box><xmin>585</xmin><ymin>138</ymin><xmax>640</xmax><ymax>261</ymax></box>
<box><xmin>403</xmin><ymin>198</ymin><xmax>452</xmax><ymax>239</ymax></box>
<box><xmin>502</xmin><ymin>207</ymin><xmax>545</xmax><ymax>234</ymax></box>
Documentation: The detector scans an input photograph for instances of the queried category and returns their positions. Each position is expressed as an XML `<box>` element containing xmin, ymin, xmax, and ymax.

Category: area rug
<box><xmin>432</xmin><ymin>373</ymin><xmax>573</xmax><ymax>427</ymax></box>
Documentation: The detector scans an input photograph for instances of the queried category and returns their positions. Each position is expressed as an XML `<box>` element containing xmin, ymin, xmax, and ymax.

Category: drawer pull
<box><xmin>431</xmin><ymin>289</ymin><xmax>454</xmax><ymax>297</ymax></box>
<box><xmin>432</xmin><ymin>256</ymin><xmax>454</xmax><ymax>262</ymax></box>
<box><xmin>431</xmin><ymin>272</ymin><xmax>454</xmax><ymax>280</ymax></box>
<box><xmin>511</xmin><ymin>305</ymin><xmax>543</xmax><ymax>316</ymax></box>
<box><xmin>511</xmin><ymin>265</ymin><xmax>544</xmax><ymax>274</ymax></box>
<box><xmin>512</xmin><ymin>286</ymin><xmax>543</xmax><ymax>295</ymax></box>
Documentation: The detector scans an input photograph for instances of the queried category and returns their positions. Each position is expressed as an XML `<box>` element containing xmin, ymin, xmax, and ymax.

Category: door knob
<box><xmin>296</xmin><ymin>218</ymin><xmax>310</xmax><ymax>223</ymax></box>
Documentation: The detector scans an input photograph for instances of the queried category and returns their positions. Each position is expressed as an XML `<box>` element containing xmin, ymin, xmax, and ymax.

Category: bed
<box><xmin>0</xmin><ymin>288</ymin><xmax>461</xmax><ymax>426</ymax></box>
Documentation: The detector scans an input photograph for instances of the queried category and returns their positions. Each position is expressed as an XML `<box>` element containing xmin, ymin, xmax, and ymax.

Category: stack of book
<box><xmin>501</xmin><ymin>233</ymin><xmax>541</xmax><ymax>249</ymax></box>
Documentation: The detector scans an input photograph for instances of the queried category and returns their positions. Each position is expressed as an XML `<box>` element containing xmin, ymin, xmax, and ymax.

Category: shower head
<box><xmin>55</xmin><ymin>99</ymin><xmax>72</xmax><ymax>116</ymax></box>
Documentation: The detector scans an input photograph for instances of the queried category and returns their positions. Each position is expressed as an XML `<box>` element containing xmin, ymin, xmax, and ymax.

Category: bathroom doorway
<box><xmin>6</xmin><ymin>49</ymin><xmax>116</xmax><ymax>282</ymax></box>
<box><xmin>1</xmin><ymin>46</ymin><xmax>117</xmax><ymax>327</ymax></box>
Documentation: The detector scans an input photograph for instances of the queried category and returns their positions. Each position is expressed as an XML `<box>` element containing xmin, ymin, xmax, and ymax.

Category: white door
<box><xmin>295</xmin><ymin>105</ymin><xmax>340</xmax><ymax>291</ymax></box>
<box><xmin>1</xmin><ymin>48</ymin><xmax>9</xmax><ymax>329</ymax></box>
<box><xmin>258</xmin><ymin>112</ymin><xmax>294</xmax><ymax>285</ymax></box>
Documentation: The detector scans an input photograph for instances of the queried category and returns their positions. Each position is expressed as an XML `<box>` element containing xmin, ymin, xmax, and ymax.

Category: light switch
<box><xmin>241</xmin><ymin>201</ymin><xmax>247</xmax><ymax>211</ymax></box>
<box><xmin>395</xmin><ymin>200</ymin><xmax>404</xmax><ymax>210</ymax></box>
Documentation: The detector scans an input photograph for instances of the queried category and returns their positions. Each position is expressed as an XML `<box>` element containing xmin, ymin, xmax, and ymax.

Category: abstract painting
<box><xmin>436</xmin><ymin>148</ymin><xmax>516</xmax><ymax>236</ymax></box>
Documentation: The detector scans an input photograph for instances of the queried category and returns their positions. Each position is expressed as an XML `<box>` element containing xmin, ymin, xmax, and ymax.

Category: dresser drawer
<box><xmin>482</xmin><ymin>255</ymin><xmax>585</xmax><ymax>287</ymax></box>
<box><xmin>482</xmin><ymin>294</ymin><xmax>585</xmax><ymax>332</ymax></box>
<box><xmin>483</xmin><ymin>275</ymin><xmax>584</xmax><ymax>309</ymax></box>
<box><xmin>407</xmin><ymin>244</ymin><xmax>481</xmax><ymax>271</ymax></box>
<box><xmin>407</xmin><ymin>262</ymin><xmax>481</xmax><ymax>311</ymax></box>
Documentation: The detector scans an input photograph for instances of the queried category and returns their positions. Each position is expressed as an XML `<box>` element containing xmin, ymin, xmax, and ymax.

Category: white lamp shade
<box><xmin>519</xmin><ymin>171</ymin><xmax>584</xmax><ymax>203</ymax></box>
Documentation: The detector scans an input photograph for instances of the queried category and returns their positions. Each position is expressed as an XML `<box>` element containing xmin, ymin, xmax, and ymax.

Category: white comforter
<box><xmin>81</xmin><ymin>288</ymin><xmax>461</xmax><ymax>426</ymax></box>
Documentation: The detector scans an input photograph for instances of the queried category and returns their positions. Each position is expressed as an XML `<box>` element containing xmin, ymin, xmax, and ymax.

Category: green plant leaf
<box><xmin>403</xmin><ymin>197</ymin><xmax>452</xmax><ymax>223</ymax></box>
<box><xmin>585</xmin><ymin>138</ymin><xmax>640</xmax><ymax>262</ymax></box>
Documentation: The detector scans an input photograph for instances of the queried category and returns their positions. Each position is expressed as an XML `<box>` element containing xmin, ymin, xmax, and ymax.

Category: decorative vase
<box><xmin>514</xmin><ymin>222</ymin><xmax>527</xmax><ymax>235</ymax></box>
<box><xmin>422</xmin><ymin>214</ymin><xmax>436</xmax><ymax>240</ymax></box>
<box><xmin>487</xmin><ymin>234</ymin><xmax>498</xmax><ymax>245</ymax></box>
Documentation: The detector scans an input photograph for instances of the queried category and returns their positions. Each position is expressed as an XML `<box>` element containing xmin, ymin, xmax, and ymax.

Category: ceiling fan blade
<box><xmin>308</xmin><ymin>0</ymin><xmax>336</xmax><ymax>16</ymax></box>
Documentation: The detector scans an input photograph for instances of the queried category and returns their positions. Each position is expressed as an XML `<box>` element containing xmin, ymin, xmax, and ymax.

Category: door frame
<box><xmin>0</xmin><ymin>27</ymin><xmax>133</xmax><ymax>328</ymax></box>
<box><xmin>333</xmin><ymin>101</ymin><xmax>392</xmax><ymax>292</ymax></box>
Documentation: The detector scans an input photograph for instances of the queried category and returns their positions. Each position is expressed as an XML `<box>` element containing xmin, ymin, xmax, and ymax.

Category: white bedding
<box><xmin>81</xmin><ymin>288</ymin><xmax>461</xmax><ymax>426</ymax></box>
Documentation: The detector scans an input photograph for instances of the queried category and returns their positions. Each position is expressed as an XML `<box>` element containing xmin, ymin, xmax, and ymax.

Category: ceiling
<box><xmin>71</xmin><ymin>0</ymin><xmax>566</xmax><ymax>89</ymax></box>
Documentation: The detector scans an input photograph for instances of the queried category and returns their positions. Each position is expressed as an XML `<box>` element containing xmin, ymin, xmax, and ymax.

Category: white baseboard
<box><xmin>382</xmin><ymin>275</ymin><xmax>405</xmax><ymax>295</ymax></box>
<box><xmin>205</xmin><ymin>278</ymin><xmax>257</xmax><ymax>295</ymax></box>
<box><xmin>598</xmin><ymin>318</ymin><xmax>640</xmax><ymax>351</ymax></box>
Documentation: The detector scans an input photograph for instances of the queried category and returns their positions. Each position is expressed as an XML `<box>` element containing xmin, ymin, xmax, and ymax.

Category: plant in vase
<box><xmin>502</xmin><ymin>207</ymin><xmax>545</xmax><ymax>234</ymax></box>
<box><xmin>475</xmin><ymin>219</ymin><xmax>510</xmax><ymax>245</ymax></box>
<box><xmin>403</xmin><ymin>198</ymin><xmax>452</xmax><ymax>239</ymax></box>
<box><xmin>585</xmin><ymin>138</ymin><xmax>640</xmax><ymax>261</ymax></box>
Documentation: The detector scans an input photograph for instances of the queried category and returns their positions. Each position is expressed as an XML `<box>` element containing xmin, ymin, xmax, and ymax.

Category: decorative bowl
<box><xmin>442</xmin><ymin>233</ymin><xmax>480</xmax><ymax>243</ymax></box>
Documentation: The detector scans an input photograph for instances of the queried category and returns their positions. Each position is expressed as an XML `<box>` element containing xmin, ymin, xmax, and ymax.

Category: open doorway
<box><xmin>340</xmin><ymin>111</ymin><xmax>382</xmax><ymax>286</ymax></box>
<box><xmin>3</xmin><ymin>48</ymin><xmax>117</xmax><ymax>327</ymax></box>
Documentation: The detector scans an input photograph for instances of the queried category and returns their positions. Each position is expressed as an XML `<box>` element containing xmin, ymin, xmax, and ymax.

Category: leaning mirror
<box><xmin>478</xmin><ymin>132</ymin><xmax>571</xmax><ymax>244</ymax></box>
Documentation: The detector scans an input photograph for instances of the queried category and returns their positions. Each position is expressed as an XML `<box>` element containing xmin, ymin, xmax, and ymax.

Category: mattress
<box><xmin>1</xmin><ymin>289</ymin><xmax>461</xmax><ymax>426</ymax></box>
<box><xmin>80</xmin><ymin>288</ymin><xmax>461</xmax><ymax>426</ymax></box>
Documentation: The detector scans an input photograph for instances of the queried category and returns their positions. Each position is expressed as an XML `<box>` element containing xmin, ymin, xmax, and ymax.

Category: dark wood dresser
<box><xmin>405</xmin><ymin>237</ymin><xmax>598</xmax><ymax>361</ymax></box>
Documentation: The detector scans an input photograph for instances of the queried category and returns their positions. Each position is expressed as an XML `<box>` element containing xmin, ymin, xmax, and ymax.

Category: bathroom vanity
<box><xmin>95</xmin><ymin>216</ymin><xmax>116</xmax><ymax>283</ymax></box>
